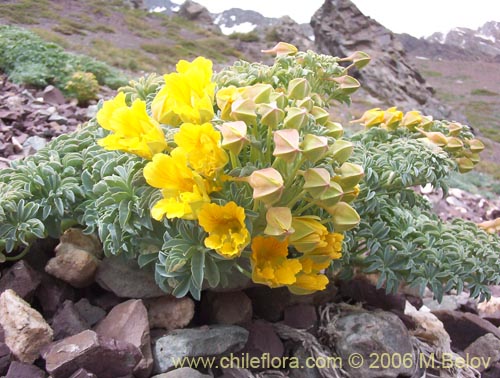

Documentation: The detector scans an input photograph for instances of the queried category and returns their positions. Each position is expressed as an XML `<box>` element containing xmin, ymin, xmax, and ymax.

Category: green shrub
<box><xmin>229</xmin><ymin>31</ymin><xmax>260</xmax><ymax>42</ymax></box>
<box><xmin>64</xmin><ymin>71</ymin><xmax>100</xmax><ymax>105</ymax></box>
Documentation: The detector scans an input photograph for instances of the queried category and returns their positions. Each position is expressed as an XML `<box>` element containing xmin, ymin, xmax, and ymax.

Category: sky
<box><xmin>191</xmin><ymin>0</ymin><xmax>500</xmax><ymax>37</ymax></box>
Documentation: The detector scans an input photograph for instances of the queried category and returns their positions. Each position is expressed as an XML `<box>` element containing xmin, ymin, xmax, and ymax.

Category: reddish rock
<box><xmin>95</xmin><ymin>299</ymin><xmax>153</xmax><ymax>378</ymax></box>
<box><xmin>5</xmin><ymin>361</ymin><xmax>45</xmax><ymax>378</ymax></box>
<box><xmin>51</xmin><ymin>300</ymin><xmax>89</xmax><ymax>340</ymax></box>
<box><xmin>483</xmin><ymin>363</ymin><xmax>500</xmax><ymax>378</ymax></box>
<box><xmin>284</xmin><ymin>304</ymin><xmax>317</xmax><ymax>329</ymax></box>
<box><xmin>36</xmin><ymin>275</ymin><xmax>75</xmax><ymax>317</ymax></box>
<box><xmin>219</xmin><ymin>368</ymin><xmax>254</xmax><ymax>378</ymax></box>
<box><xmin>202</xmin><ymin>291</ymin><xmax>252</xmax><ymax>325</ymax></box>
<box><xmin>42</xmin><ymin>85</ymin><xmax>66</xmax><ymax>105</ymax></box>
<box><xmin>146</xmin><ymin>296</ymin><xmax>195</xmax><ymax>330</ymax></box>
<box><xmin>242</xmin><ymin>320</ymin><xmax>284</xmax><ymax>360</ymax></box>
<box><xmin>433</xmin><ymin>310</ymin><xmax>500</xmax><ymax>351</ymax></box>
<box><xmin>0</xmin><ymin>339</ymin><xmax>11</xmax><ymax>375</ymax></box>
<box><xmin>69</xmin><ymin>368</ymin><xmax>97</xmax><ymax>378</ymax></box>
<box><xmin>153</xmin><ymin>367</ymin><xmax>212</xmax><ymax>377</ymax></box>
<box><xmin>0</xmin><ymin>260</ymin><xmax>42</xmax><ymax>302</ymax></box>
<box><xmin>74</xmin><ymin>298</ymin><xmax>106</xmax><ymax>326</ymax></box>
<box><xmin>244</xmin><ymin>286</ymin><xmax>291</xmax><ymax>322</ymax></box>
<box><xmin>0</xmin><ymin>289</ymin><xmax>53</xmax><ymax>363</ymax></box>
<box><xmin>42</xmin><ymin>329</ymin><xmax>141</xmax><ymax>378</ymax></box>
<box><xmin>90</xmin><ymin>291</ymin><xmax>122</xmax><ymax>312</ymax></box>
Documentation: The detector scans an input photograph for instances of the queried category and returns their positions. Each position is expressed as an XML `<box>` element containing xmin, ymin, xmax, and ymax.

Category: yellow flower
<box><xmin>152</xmin><ymin>57</ymin><xmax>215</xmax><ymax>125</ymax></box>
<box><xmin>174</xmin><ymin>123</ymin><xmax>228</xmax><ymax>178</ymax></box>
<box><xmin>308</xmin><ymin>232</ymin><xmax>344</xmax><ymax>260</ymax></box>
<box><xmin>97</xmin><ymin>93</ymin><xmax>167</xmax><ymax>159</ymax></box>
<box><xmin>216</xmin><ymin>86</ymin><xmax>245</xmax><ymax>120</ymax></box>
<box><xmin>198</xmin><ymin>202</ymin><xmax>250</xmax><ymax>258</ymax></box>
<box><xmin>289</xmin><ymin>216</ymin><xmax>329</xmax><ymax>253</ymax></box>
<box><xmin>289</xmin><ymin>272</ymin><xmax>329</xmax><ymax>294</ymax></box>
<box><xmin>353</xmin><ymin>108</ymin><xmax>384</xmax><ymax>128</ymax></box>
<box><xmin>143</xmin><ymin>149</ymin><xmax>210</xmax><ymax>220</ymax></box>
<box><xmin>250</xmin><ymin>236</ymin><xmax>302</xmax><ymax>288</ymax></box>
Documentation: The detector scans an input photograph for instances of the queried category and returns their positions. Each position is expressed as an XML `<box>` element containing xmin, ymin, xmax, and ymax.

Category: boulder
<box><xmin>5</xmin><ymin>361</ymin><xmax>46</xmax><ymax>378</ymax></box>
<box><xmin>74</xmin><ymin>298</ymin><xmax>106</xmax><ymax>326</ymax></box>
<box><xmin>35</xmin><ymin>274</ymin><xmax>75</xmax><ymax>317</ymax></box>
<box><xmin>242</xmin><ymin>320</ymin><xmax>284</xmax><ymax>360</ymax></box>
<box><xmin>0</xmin><ymin>289</ymin><xmax>53</xmax><ymax>363</ymax></box>
<box><xmin>45</xmin><ymin>249</ymin><xmax>98</xmax><ymax>288</ymax></box>
<box><xmin>153</xmin><ymin>325</ymin><xmax>248</xmax><ymax>373</ymax></box>
<box><xmin>463</xmin><ymin>333</ymin><xmax>500</xmax><ymax>372</ymax></box>
<box><xmin>51</xmin><ymin>300</ymin><xmax>89</xmax><ymax>340</ymax></box>
<box><xmin>42</xmin><ymin>329</ymin><xmax>141</xmax><ymax>378</ymax></box>
<box><xmin>405</xmin><ymin>302</ymin><xmax>451</xmax><ymax>351</ymax></box>
<box><xmin>146</xmin><ymin>296</ymin><xmax>195</xmax><ymax>330</ymax></box>
<box><xmin>178</xmin><ymin>1</ymin><xmax>213</xmax><ymax>23</ymax></box>
<box><xmin>94</xmin><ymin>299</ymin><xmax>153</xmax><ymax>378</ymax></box>
<box><xmin>201</xmin><ymin>291</ymin><xmax>252</xmax><ymax>325</ymax></box>
<box><xmin>0</xmin><ymin>260</ymin><xmax>42</xmax><ymax>302</ymax></box>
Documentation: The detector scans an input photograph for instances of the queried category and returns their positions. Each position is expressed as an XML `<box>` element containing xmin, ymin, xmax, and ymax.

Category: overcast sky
<box><xmin>192</xmin><ymin>0</ymin><xmax>500</xmax><ymax>37</ymax></box>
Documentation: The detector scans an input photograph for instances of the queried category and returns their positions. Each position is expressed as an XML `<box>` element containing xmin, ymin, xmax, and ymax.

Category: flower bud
<box><xmin>303</xmin><ymin>168</ymin><xmax>331</xmax><ymax>197</ymax></box>
<box><xmin>242</xmin><ymin>83</ymin><xmax>273</xmax><ymax>104</ymax></box>
<box><xmin>288</xmin><ymin>78</ymin><xmax>311</xmax><ymax>100</ymax></box>
<box><xmin>383</xmin><ymin>107</ymin><xmax>403</xmax><ymax>130</ymax></box>
<box><xmin>319</xmin><ymin>181</ymin><xmax>344</xmax><ymax>207</ymax></box>
<box><xmin>342</xmin><ymin>185</ymin><xmax>360</xmax><ymax>203</ymax></box>
<box><xmin>477</xmin><ymin>218</ymin><xmax>500</xmax><ymax>234</ymax></box>
<box><xmin>270</xmin><ymin>92</ymin><xmax>287</xmax><ymax>109</ymax></box>
<box><xmin>331</xmin><ymin>139</ymin><xmax>353</xmax><ymax>164</ymax></box>
<box><xmin>151</xmin><ymin>104</ymin><xmax>181</xmax><ymax>126</ymax></box>
<box><xmin>401</xmin><ymin>110</ymin><xmax>422</xmax><ymax>130</ymax></box>
<box><xmin>283</xmin><ymin>107</ymin><xmax>308</xmax><ymax>129</ymax></box>
<box><xmin>334</xmin><ymin>163</ymin><xmax>364</xmax><ymax>188</ymax></box>
<box><xmin>290</xmin><ymin>216</ymin><xmax>328</xmax><ymax>253</ymax></box>
<box><xmin>258</xmin><ymin>103</ymin><xmax>285</xmax><ymax>128</ymax></box>
<box><xmin>310</xmin><ymin>106</ymin><xmax>330</xmax><ymax>125</ymax></box>
<box><xmin>216</xmin><ymin>86</ymin><xmax>244</xmax><ymax>121</ymax></box>
<box><xmin>445</xmin><ymin>137</ymin><xmax>464</xmax><ymax>152</ymax></box>
<box><xmin>302</xmin><ymin>134</ymin><xmax>329</xmax><ymax>162</ymax></box>
<box><xmin>231</xmin><ymin>98</ymin><xmax>257</xmax><ymax>125</ymax></box>
<box><xmin>353</xmin><ymin>108</ymin><xmax>384</xmax><ymax>128</ymax></box>
<box><xmin>467</xmin><ymin>138</ymin><xmax>485</xmax><ymax>153</ymax></box>
<box><xmin>273</xmin><ymin>129</ymin><xmax>301</xmax><ymax>162</ymax></box>
<box><xmin>419</xmin><ymin>115</ymin><xmax>434</xmax><ymax>130</ymax></box>
<box><xmin>218</xmin><ymin>121</ymin><xmax>248</xmax><ymax>155</ymax></box>
<box><xmin>296</xmin><ymin>97</ymin><xmax>314</xmax><ymax>112</ymax></box>
<box><xmin>261</xmin><ymin>42</ymin><xmax>298</xmax><ymax>56</ymax></box>
<box><xmin>249</xmin><ymin>168</ymin><xmax>284</xmax><ymax>205</ymax></box>
<box><xmin>417</xmin><ymin>129</ymin><xmax>448</xmax><ymax>147</ymax></box>
<box><xmin>343</xmin><ymin>51</ymin><xmax>371</xmax><ymax>69</ymax></box>
<box><xmin>447</xmin><ymin>122</ymin><xmax>463</xmax><ymax>136</ymax></box>
<box><xmin>264</xmin><ymin>207</ymin><xmax>294</xmax><ymax>238</ymax></box>
<box><xmin>456</xmin><ymin>157</ymin><xmax>474</xmax><ymax>173</ymax></box>
<box><xmin>324</xmin><ymin>121</ymin><xmax>344</xmax><ymax>138</ymax></box>
<box><xmin>468</xmin><ymin>152</ymin><xmax>480</xmax><ymax>164</ymax></box>
<box><xmin>331</xmin><ymin>75</ymin><xmax>360</xmax><ymax>95</ymax></box>
<box><xmin>327</xmin><ymin>202</ymin><xmax>360</xmax><ymax>232</ymax></box>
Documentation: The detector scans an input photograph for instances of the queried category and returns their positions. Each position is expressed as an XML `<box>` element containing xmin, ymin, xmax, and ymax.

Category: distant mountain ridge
<box><xmin>399</xmin><ymin>21</ymin><xmax>500</xmax><ymax>62</ymax></box>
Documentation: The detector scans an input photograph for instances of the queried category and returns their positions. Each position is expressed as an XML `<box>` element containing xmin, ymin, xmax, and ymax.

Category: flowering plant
<box><xmin>95</xmin><ymin>44</ymin><xmax>364</xmax><ymax>298</ymax></box>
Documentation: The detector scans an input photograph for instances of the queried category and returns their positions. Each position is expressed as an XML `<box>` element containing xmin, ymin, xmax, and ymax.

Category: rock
<box><xmin>42</xmin><ymin>329</ymin><xmax>141</xmax><ymax>378</ymax></box>
<box><xmin>242</xmin><ymin>320</ymin><xmax>284</xmax><ymax>359</ymax></box>
<box><xmin>432</xmin><ymin>310</ymin><xmax>500</xmax><ymax>351</ymax></box>
<box><xmin>311</xmin><ymin>0</ymin><xmax>454</xmax><ymax>120</ymax></box>
<box><xmin>55</xmin><ymin>228</ymin><xmax>103</xmax><ymax>259</ymax></box>
<box><xmin>94</xmin><ymin>299</ymin><xmax>153</xmax><ymax>378</ymax></box>
<box><xmin>96</xmin><ymin>256</ymin><xmax>165</xmax><ymax>298</ymax></box>
<box><xmin>423</xmin><ymin>293</ymin><xmax>476</xmax><ymax>313</ymax></box>
<box><xmin>42</xmin><ymin>85</ymin><xmax>66</xmax><ymax>105</ymax></box>
<box><xmin>69</xmin><ymin>368</ymin><xmax>97</xmax><ymax>378</ymax></box>
<box><xmin>463</xmin><ymin>333</ymin><xmax>500</xmax><ymax>372</ymax></box>
<box><xmin>339</xmin><ymin>276</ymin><xmax>406</xmax><ymax>312</ymax></box>
<box><xmin>288</xmin><ymin>344</ymin><xmax>322</xmax><ymax>378</ymax></box>
<box><xmin>405</xmin><ymin>302</ymin><xmax>451</xmax><ymax>351</ymax></box>
<box><xmin>478</xmin><ymin>296</ymin><xmax>500</xmax><ymax>326</ymax></box>
<box><xmin>219</xmin><ymin>368</ymin><xmax>254</xmax><ymax>378</ymax></box>
<box><xmin>0</xmin><ymin>260</ymin><xmax>42</xmax><ymax>302</ymax></box>
<box><xmin>284</xmin><ymin>304</ymin><xmax>317</xmax><ymax>329</ymax></box>
<box><xmin>45</xmin><ymin>249</ymin><xmax>98</xmax><ymax>288</ymax></box>
<box><xmin>51</xmin><ymin>300</ymin><xmax>89</xmax><ymax>340</ymax></box>
<box><xmin>202</xmin><ymin>291</ymin><xmax>252</xmax><ymax>325</ymax></box>
<box><xmin>146</xmin><ymin>296</ymin><xmax>195</xmax><ymax>330</ymax></box>
<box><xmin>0</xmin><ymin>289</ymin><xmax>53</xmax><ymax>363</ymax></box>
<box><xmin>0</xmin><ymin>340</ymin><xmax>11</xmax><ymax>375</ymax></box>
<box><xmin>36</xmin><ymin>274</ymin><xmax>75</xmax><ymax>317</ymax></box>
<box><xmin>48</xmin><ymin>113</ymin><xmax>68</xmax><ymax>125</ymax></box>
<box><xmin>152</xmin><ymin>367</ymin><xmax>212</xmax><ymax>377</ymax></box>
<box><xmin>329</xmin><ymin>310</ymin><xmax>414</xmax><ymax>378</ymax></box>
<box><xmin>5</xmin><ymin>361</ymin><xmax>46</xmax><ymax>378</ymax></box>
<box><xmin>153</xmin><ymin>325</ymin><xmax>248</xmax><ymax>373</ymax></box>
<box><xmin>23</xmin><ymin>136</ymin><xmax>47</xmax><ymax>152</ymax></box>
<box><xmin>245</xmin><ymin>286</ymin><xmax>291</xmax><ymax>322</ymax></box>
<box><xmin>86</xmin><ymin>105</ymin><xmax>98</xmax><ymax>119</ymax></box>
<box><xmin>74</xmin><ymin>298</ymin><xmax>106</xmax><ymax>326</ymax></box>
<box><xmin>483</xmin><ymin>363</ymin><xmax>500</xmax><ymax>378</ymax></box>
<box><xmin>178</xmin><ymin>0</ymin><xmax>213</xmax><ymax>23</ymax></box>
<box><xmin>264</xmin><ymin>16</ymin><xmax>314</xmax><ymax>52</ymax></box>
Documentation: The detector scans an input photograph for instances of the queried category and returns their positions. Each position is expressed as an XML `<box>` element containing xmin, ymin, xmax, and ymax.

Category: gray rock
<box><xmin>23</xmin><ymin>136</ymin><xmax>47</xmax><ymax>151</ymax></box>
<box><xmin>152</xmin><ymin>367</ymin><xmax>212</xmax><ymax>377</ymax></box>
<box><xmin>288</xmin><ymin>344</ymin><xmax>322</xmax><ymax>378</ymax></box>
<box><xmin>202</xmin><ymin>291</ymin><xmax>252</xmax><ymax>325</ymax></box>
<box><xmin>178</xmin><ymin>0</ymin><xmax>213</xmax><ymax>23</ymax></box>
<box><xmin>86</xmin><ymin>105</ymin><xmax>98</xmax><ymax>119</ymax></box>
<box><xmin>96</xmin><ymin>256</ymin><xmax>165</xmax><ymax>298</ymax></box>
<box><xmin>74</xmin><ymin>298</ymin><xmax>106</xmax><ymax>326</ymax></box>
<box><xmin>331</xmin><ymin>311</ymin><xmax>415</xmax><ymax>378</ymax></box>
<box><xmin>219</xmin><ymin>368</ymin><xmax>254</xmax><ymax>378</ymax></box>
<box><xmin>463</xmin><ymin>333</ymin><xmax>500</xmax><ymax>372</ymax></box>
<box><xmin>153</xmin><ymin>325</ymin><xmax>249</xmax><ymax>373</ymax></box>
<box><xmin>0</xmin><ymin>339</ymin><xmax>11</xmax><ymax>375</ymax></box>
<box><xmin>423</xmin><ymin>293</ymin><xmax>473</xmax><ymax>312</ymax></box>
<box><xmin>94</xmin><ymin>299</ymin><xmax>153</xmax><ymax>378</ymax></box>
<box><xmin>0</xmin><ymin>289</ymin><xmax>53</xmax><ymax>363</ymax></box>
<box><xmin>0</xmin><ymin>260</ymin><xmax>42</xmax><ymax>302</ymax></box>
<box><xmin>69</xmin><ymin>368</ymin><xmax>97</xmax><ymax>378</ymax></box>
<box><xmin>42</xmin><ymin>85</ymin><xmax>66</xmax><ymax>105</ymax></box>
<box><xmin>5</xmin><ymin>361</ymin><xmax>46</xmax><ymax>378</ymax></box>
<box><xmin>42</xmin><ymin>329</ymin><xmax>141</xmax><ymax>378</ymax></box>
<box><xmin>48</xmin><ymin>113</ymin><xmax>68</xmax><ymax>125</ymax></box>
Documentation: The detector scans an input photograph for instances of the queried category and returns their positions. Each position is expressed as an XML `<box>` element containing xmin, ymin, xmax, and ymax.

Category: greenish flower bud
<box><xmin>331</xmin><ymin>75</ymin><xmax>360</xmax><ymax>95</ymax></box>
<box><xmin>445</xmin><ymin>137</ymin><xmax>464</xmax><ymax>152</ymax></box>
<box><xmin>288</xmin><ymin>78</ymin><xmax>311</xmax><ymax>100</ymax></box>
<box><xmin>264</xmin><ymin>207</ymin><xmax>294</xmax><ymax>238</ymax></box>
<box><xmin>302</xmin><ymin>134</ymin><xmax>329</xmax><ymax>163</ymax></box>
<box><xmin>344</xmin><ymin>51</ymin><xmax>371</xmax><ymax>69</ymax></box>
<box><xmin>456</xmin><ymin>157</ymin><xmax>474</xmax><ymax>173</ymax></box>
<box><xmin>283</xmin><ymin>107</ymin><xmax>308</xmax><ymax>129</ymax></box>
<box><xmin>327</xmin><ymin>202</ymin><xmax>360</xmax><ymax>232</ymax></box>
<box><xmin>295</xmin><ymin>97</ymin><xmax>314</xmax><ymax>112</ymax></box>
<box><xmin>310</xmin><ymin>106</ymin><xmax>330</xmax><ymax>125</ymax></box>
<box><xmin>447</xmin><ymin>122</ymin><xmax>464</xmax><ymax>136</ymax></box>
<box><xmin>242</xmin><ymin>83</ymin><xmax>273</xmax><ymax>104</ymax></box>
<box><xmin>331</xmin><ymin>139</ymin><xmax>354</xmax><ymax>164</ymax></box>
<box><xmin>258</xmin><ymin>103</ymin><xmax>285</xmax><ymax>128</ymax></box>
<box><xmin>261</xmin><ymin>42</ymin><xmax>298</xmax><ymax>56</ymax></box>
<box><xmin>324</xmin><ymin>121</ymin><xmax>344</xmax><ymax>138</ymax></box>
<box><xmin>270</xmin><ymin>92</ymin><xmax>287</xmax><ymax>109</ymax></box>
<box><xmin>303</xmin><ymin>168</ymin><xmax>331</xmax><ymax>197</ymax></box>
<box><xmin>249</xmin><ymin>168</ymin><xmax>284</xmax><ymax>206</ymax></box>
<box><xmin>334</xmin><ymin>163</ymin><xmax>364</xmax><ymax>188</ymax></box>
<box><xmin>231</xmin><ymin>98</ymin><xmax>257</xmax><ymax>125</ymax></box>
<box><xmin>218</xmin><ymin>121</ymin><xmax>249</xmax><ymax>155</ymax></box>
<box><xmin>467</xmin><ymin>138</ymin><xmax>485</xmax><ymax>153</ymax></box>
<box><xmin>319</xmin><ymin>181</ymin><xmax>344</xmax><ymax>207</ymax></box>
<box><xmin>273</xmin><ymin>129</ymin><xmax>301</xmax><ymax>162</ymax></box>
